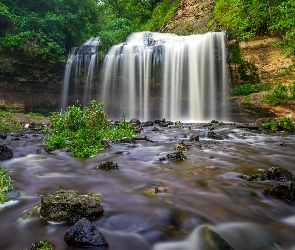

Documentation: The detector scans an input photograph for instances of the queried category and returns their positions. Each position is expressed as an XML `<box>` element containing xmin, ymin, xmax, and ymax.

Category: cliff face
<box><xmin>164</xmin><ymin>0</ymin><xmax>295</xmax><ymax>87</ymax></box>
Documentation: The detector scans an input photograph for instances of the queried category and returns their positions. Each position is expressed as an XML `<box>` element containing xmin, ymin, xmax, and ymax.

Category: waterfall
<box><xmin>61</xmin><ymin>37</ymin><xmax>99</xmax><ymax>110</ymax></box>
<box><xmin>99</xmin><ymin>32</ymin><xmax>229</xmax><ymax>122</ymax></box>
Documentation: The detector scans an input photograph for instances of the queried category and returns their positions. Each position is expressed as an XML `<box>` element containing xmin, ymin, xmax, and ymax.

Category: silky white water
<box><xmin>100</xmin><ymin>32</ymin><xmax>229</xmax><ymax>122</ymax></box>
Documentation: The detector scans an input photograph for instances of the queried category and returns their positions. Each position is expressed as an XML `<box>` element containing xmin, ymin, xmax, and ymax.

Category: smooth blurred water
<box><xmin>0</xmin><ymin>123</ymin><xmax>295</xmax><ymax>250</ymax></box>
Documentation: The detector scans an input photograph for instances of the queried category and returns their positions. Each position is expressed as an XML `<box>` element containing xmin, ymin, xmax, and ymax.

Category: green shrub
<box><xmin>0</xmin><ymin>166</ymin><xmax>13</xmax><ymax>204</ymax></box>
<box><xmin>262</xmin><ymin>117</ymin><xmax>295</xmax><ymax>133</ymax></box>
<box><xmin>44</xmin><ymin>100</ymin><xmax>135</xmax><ymax>158</ymax></box>
<box><xmin>231</xmin><ymin>83</ymin><xmax>270</xmax><ymax>96</ymax></box>
<box><xmin>262</xmin><ymin>84</ymin><xmax>289</xmax><ymax>105</ymax></box>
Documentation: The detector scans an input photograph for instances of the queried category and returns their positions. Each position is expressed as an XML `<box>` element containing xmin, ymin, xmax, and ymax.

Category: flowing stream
<box><xmin>1</xmin><ymin>123</ymin><xmax>295</xmax><ymax>250</ymax></box>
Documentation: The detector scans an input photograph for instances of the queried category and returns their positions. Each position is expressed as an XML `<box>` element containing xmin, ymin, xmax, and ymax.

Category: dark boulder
<box><xmin>205</xmin><ymin>131</ymin><xmax>224</xmax><ymax>140</ymax></box>
<box><xmin>95</xmin><ymin>160</ymin><xmax>119</xmax><ymax>170</ymax></box>
<box><xmin>40</xmin><ymin>189</ymin><xmax>104</xmax><ymax>222</ymax></box>
<box><xmin>0</xmin><ymin>132</ymin><xmax>7</xmax><ymax>140</ymax></box>
<box><xmin>263</xmin><ymin>182</ymin><xmax>295</xmax><ymax>202</ymax></box>
<box><xmin>64</xmin><ymin>218</ymin><xmax>108</xmax><ymax>247</ymax></box>
<box><xmin>263</xmin><ymin>167</ymin><xmax>295</xmax><ymax>182</ymax></box>
<box><xmin>0</xmin><ymin>144</ymin><xmax>13</xmax><ymax>160</ymax></box>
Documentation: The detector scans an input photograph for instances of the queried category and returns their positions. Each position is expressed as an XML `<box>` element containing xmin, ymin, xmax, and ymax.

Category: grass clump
<box><xmin>44</xmin><ymin>100</ymin><xmax>136</xmax><ymax>158</ymax></box>
<box><xmin>262</xmin><ymin>117</ymin><xmax>295</xmax><ymax>133</ymax></box>
<box><xmin>0</xmin><ymin>166</ymin><xmax>13</xmax><ymax>204</ymax></box>
<box><xmin>231</xmin><ymin>83</ymin><xmax>270</xmax><ymax>96</ymax></box>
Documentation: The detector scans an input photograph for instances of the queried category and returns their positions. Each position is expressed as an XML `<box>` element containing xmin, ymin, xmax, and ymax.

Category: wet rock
<box><xmin>205</xmin><ymin>131</ymin><xmax>224</xmax><ymax>140</ymax></box>
<box><xmin>120</xmin><ymin>138</ymin><xmax>136</xmax><ymax>144</ymax></box>
<box><xmin>0</xmin><ymin>132</ymin><xmax>7</xmax><ymax>140</ymax></box>
<box><xmin>130</xmin><ymin>118</ymin><xmax>141</xmax><ymax>126</ymax></box>
<box><xmin>175</xmin><ymin>121</ymin><xmax>182</xmax><ymax>127</ymax></box>
<box><xmin>263</xmin><ymin>167</ymin><xmax>295</xmax><ymax>182</ymax></box>
<box><xmin>101</xmin><ymin>139</ymin><xmax>111</xmax><ymax>148</ymax></box>
<box><xmin>130</xmin><ymin>118</ymin><xmax>141</xmax><ymax>133</ymax></box>
<box><xmin>206</xmin><ymin>228</ymin><xmax>234</xmax><ymax>250</ymax></box>
<box><xmin>151</xmin><ymin>126</ymin><xmax>159</xmax><ymax>132</ymax></box>
<box><xmin>189</xmin><ymin>133</ymin><xmax>199</xmax><ymax>141</ymax></box>
<box><xmin>115</xmin><ymin>151</ymin><xmax>129</xmax><ymax>155</ymax></box>
<box><xmin>263</xmin><ymin>182</ymin><xmax>295</xmax><ymax>202</ymax></box>
<box><xmin>238</xmin><ymin>174</ymin><xmax>266</xmax><ymax>181</ymax></box>
<box><xmin>159</xmin><ymin>151</ymin><xmax>186</xmax><ymax>161</ymax></box>
<box><xmin>141</xmin><ymin>120</ymin><xmax>154</xmax><ymax>127</ymax></box>
<box><xmin>0</xmin><ymin>144</ymin><xmax>13</xmax><ymax>160</ymax></box>
<box><xmin>64</xmin><ymin>218</ymin><xmax>108</xmax><ymax>247</ymax></box>
<box><xmin>95</xmin><ymin>161</ymin><xmax>119</xmax><ymax>170</ymax></box>
<box><xmin>174</xmin><ymin>140</ymin><xmax>189</xmax><ymax>151</ymax></box>
<box><xmin>40</xmin><ymin>189</ymin><xmax>104</xmax><ymax>222</ymax></box>
<box><xmin>208</xmin><ymin>126</ymin><xmax>215</xmax><ymax>130</ymax></box>
<box><xmin>37</xmin><ymin>147</ymin><xmax>53</xmax><ymax>155</ymax></box>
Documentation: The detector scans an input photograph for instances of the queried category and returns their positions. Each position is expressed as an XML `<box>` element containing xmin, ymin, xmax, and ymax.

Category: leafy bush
<box><xmin>44</xmin><ymin>100</ymin><xmax>135</xmax><ymax>157</ymax></box>
<box><xmin>0</xmin><ymin>110</ymin><xmax>22</xmax><ymax>131</ymax></box>
<box><xmin>262</xmin><ymin>117</ymin><xmax>295</xmax><ymax>133</ymax></box>
<box><xmin>231</xmin><ymin>83</ymin><xmax>270</xmax><ymax>95</ymax></box>
<box><xmin>262</xmin><ymin>84</ymin><xmax>290</xmax><ymax>105</ymax></box>
<box><xmin>0</xmin><ymin>166</ymin><xmax>13</xmax><ymax>204</ymax></box>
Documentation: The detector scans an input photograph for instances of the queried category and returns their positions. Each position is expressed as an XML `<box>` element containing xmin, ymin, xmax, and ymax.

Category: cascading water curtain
<box><xmin>100</xmin><ymin>32</ymin><xmax>229</xmax><ymax>122</ymax></box>
<box><xmin>61</xmin><ymin>37</ymin><xmax>99</xmax><ymax>110</ymax></box>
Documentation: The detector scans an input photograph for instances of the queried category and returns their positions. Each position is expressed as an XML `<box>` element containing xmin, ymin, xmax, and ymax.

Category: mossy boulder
<box><xmin>263</xmin><ymin>182</ymin><xmax>295</xmax><ymax>202</ymax></box>
<box><xmin>40</xmin><ymin>190</ymin><xmax>104</xmax><ymax>222</ymax></box>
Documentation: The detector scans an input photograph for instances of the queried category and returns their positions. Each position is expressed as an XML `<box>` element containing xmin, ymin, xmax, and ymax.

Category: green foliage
<box><xmin>0</xmin><ymin>166</ymin><xmax>13</xmax><ymax>204</ymax></box>
<box><xmin>262</xmin><ymin>117</ymin><xmax>295</xmax><ymax>133</ymax></box>
<box><xmin>0</xmin><ymin>110</ymin><xmax>22</xmax><ymax>131</ymax></box>
<box><xmin>210</xmin><ymin>0</ymin><xmax>295</xmax><ymax>69</ymax></box>
<box><xmin>262</xmin><ymin>84</ymin><xmax>290</xmax><ymax>105</ymax></box>
<box><xmin>25</xmin><ymin>240</ymin><xmax>54</xmax><ymax>250</ymax></box>
<box><xmin>98</xmin><ymin>18</ymin><xmax>134</xmax><ymax>58</ymax></box>
<box><xmin>231</xmin><ymin>83</ymin><xmax>270</xmax><ymax>95</ymax></box>
<box><xmin>44</xmin><ymin>100</ymin><xmax>135</xmax><ymax>158</ymax></box>
<box><xmin>140</xmin><ymin>0</ymin><xmax>178</xmax><ymax>31</ymax></box>
<box><xmin>0</xmin><ymin>0</ymin><xmax>102</xmax><ymax>63</ymax></box>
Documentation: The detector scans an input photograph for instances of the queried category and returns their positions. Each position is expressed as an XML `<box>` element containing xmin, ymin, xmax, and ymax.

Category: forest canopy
<box><xmin>0</xmin><ymin>0</ymin><xmax>294</xmax><ymax>69</ymax></box>
<box><xmin>0</xmin><ymin>0</ymin><xmax>177</xmax><ymax>64</ymax></box>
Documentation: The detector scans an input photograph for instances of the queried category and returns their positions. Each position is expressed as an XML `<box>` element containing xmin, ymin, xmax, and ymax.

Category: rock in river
<box><xmin>40</xmin><ymin>189</ymin><xmax>104</xmax><ymax>222</ymax></box>
<box><xmin>0</xmin><ymin>144</ymin><xmax>13</xmax><ymax>160</ymax></box>
<box><xmin>64</xmin><ymin>218</ymin><xmax>108</xmax><ymax>247</ymax></box>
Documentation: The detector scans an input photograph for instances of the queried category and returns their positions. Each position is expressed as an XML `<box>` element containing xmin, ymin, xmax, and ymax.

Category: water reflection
<box><xmin>0</xmin><ymin>123</ymin><xmax>295</xmax><ymax>250</ymax></box>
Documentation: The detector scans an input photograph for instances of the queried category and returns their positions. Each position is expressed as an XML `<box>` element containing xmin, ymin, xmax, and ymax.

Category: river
<box><xmin>0</xmin><ymin>122</ymin><xmax>295</xmax><ymax>250</ymax></box>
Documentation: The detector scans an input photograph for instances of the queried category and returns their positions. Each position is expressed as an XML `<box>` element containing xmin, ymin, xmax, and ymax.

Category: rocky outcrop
<box><xmin>237</xmin><ymin>36</ymin><xmax>295</xmax><ymax>85</ymax></box>
<box><xmin>163</xmin><ymin>0</ymin><xmax>216</xmax><ymax>35</ymax></box>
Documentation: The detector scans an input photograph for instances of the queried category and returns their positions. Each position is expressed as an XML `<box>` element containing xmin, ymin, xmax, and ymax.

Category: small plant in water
<box><xmin>24</xmin><ymin>240</ymin><xmax>54</xmax><ymax>250</ymax></box>
<box><xmin>44</xmin><ymin>100</ymin><xmax>135</xmax><ymax>157</ymax></box>
<box><xmin>262</xmin><ymin>117</ymin><xmax>295</xmax><ymax>133</ymax></box>
<box><xmin>0</xmin><ymin>165</ymin><xmax>13</xmax><ymax>204</ymax></box>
